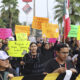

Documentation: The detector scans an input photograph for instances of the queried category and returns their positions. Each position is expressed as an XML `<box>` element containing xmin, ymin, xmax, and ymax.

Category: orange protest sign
<box><xmin>32</xmin><ymin>17</ymin><xmax>49</xmax><ymax>30</ymax></box>
<box><xmin>42</xmin><ymin>23</ymin><xmax>47</xmax><ymax>38</ymax></box>
<box><xmin>26</xmin><ymin>26</ymin><xmax>30</xmax><ymax>36</ymax></box>
<box><xmin>42</xmin><ymin>23</ymin><xmax>59</xmax><ymax>38</ymax></box>
<box><xmin>15</xmin><ymin>25</ymin><xmax>30</xmax><ymax>36</ymax></box>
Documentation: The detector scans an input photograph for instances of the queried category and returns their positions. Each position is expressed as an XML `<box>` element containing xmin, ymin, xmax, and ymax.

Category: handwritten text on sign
<box><xmin>15</xmin><ymin>25</ymin><xmax>30</xmax><ymax>36</ymax></box>
<box><xmin>16</xmin><ymin>33</ymin><xmax>28</xmax><ymax>41</ymax></box>
<box><xmin>8</xmin><ymin>41</ymin><xmax>30</xmax><ymax>57</ymax></box>
<box><xmin>32</xmin><ymin>17</ymin><xmax>49</xmax><ymax>30</ymax></box>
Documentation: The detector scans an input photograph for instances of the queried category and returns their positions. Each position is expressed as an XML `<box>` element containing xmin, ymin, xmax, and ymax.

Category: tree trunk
<box><xmin>9</xmin><ymin>5</ymin><xmax>12</xmax><ymax>28</ymax></box>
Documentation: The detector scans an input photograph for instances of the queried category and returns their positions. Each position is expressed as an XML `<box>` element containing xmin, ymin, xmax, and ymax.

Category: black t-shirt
<box><xmin>22</xmin><ymin>53</ymin><xmax>45</xmax><ymax>75</ymax></box>
<box><xmin>45</xmin><ymin>58</ymin><xmax>74</xmax><ymax>73</ymax></box>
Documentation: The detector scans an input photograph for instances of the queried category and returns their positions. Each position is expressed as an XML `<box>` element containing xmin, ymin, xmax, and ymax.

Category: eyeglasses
<box><xmin>59</xmin><ymin>52</ymin><xmax>69</xmax><ymax>54</ymax></box>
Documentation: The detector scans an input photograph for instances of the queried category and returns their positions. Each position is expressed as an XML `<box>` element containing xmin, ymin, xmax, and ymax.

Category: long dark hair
<box><xmin>30</xmin><ymin>42</ymin><xmax>37</xmax><ymax>47</ymax></box>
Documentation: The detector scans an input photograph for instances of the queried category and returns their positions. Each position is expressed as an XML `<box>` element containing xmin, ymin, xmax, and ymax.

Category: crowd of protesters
<box><xmin>0</xmin><ymin>37</ymin><xmax>80</xmax><ymax>80</ymax></box>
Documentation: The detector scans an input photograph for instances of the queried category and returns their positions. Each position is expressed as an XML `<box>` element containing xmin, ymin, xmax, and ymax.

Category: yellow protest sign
<box><xmin>32</xmin><ymin>17</ymin><xmax>49</xmax><ymax>30</ymax></box>
<box><xmin>42</xmin><ymin>23</ymin><xmax>59</xmax><ymax>38</ymax></box>
<box><xmin>11</xmin><ymin>76</ymin><xmax>24</xmax><ymax>80</ymax></box>
<box><xmin>15</xmin><ymin>25</ymin><xmax>30</xmax><ymax>36</ymax></box>
<box><xmin>8</xmin><ymin>41</ymin><xmax>30</xmax><ymax>57</ymax></box>
<box><xmin>77</xmin><ymin>25</ymin><xmax>80</xmax><ymax>40</ymax></box>
<box><xmin>76</xmin><ymin>74</ymin><xmax>80</xmax><ymax>80</ymax></box>
<box><xmin>16</xmin><ymin>33</ymin><xmax>28</xmax><ymax>41</ymax></box>
<box><xmin>44</xmin><ymin>73</ymin><xmax>59</xmax><ymax>80</ymax></box>
<box><xmin>42</xmin><ymin>23</ymin><xmax>47</xmax><ymax>38</ymax></box>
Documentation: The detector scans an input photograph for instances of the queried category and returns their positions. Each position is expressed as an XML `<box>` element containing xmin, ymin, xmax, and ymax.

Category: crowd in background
<box><xmin>0</xmin><ymin>37</ymin><xmax>80</xmax><ymax>80</ymax></box>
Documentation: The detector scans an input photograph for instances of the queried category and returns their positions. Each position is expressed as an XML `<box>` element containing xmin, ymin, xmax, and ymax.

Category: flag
<box><xmin>22</xmin><ymin>0</ymin><xmax>32</xmax><ymax>2</ymax></box>
<box><xmin>23</xmin><ymin>4</ymin><xmax>32</xmax><ymax>14</ymax></box>
<box><xmin>63</xmin><ymin>0</ymin><xmax>71</xmax><ymax>39</ymax></box>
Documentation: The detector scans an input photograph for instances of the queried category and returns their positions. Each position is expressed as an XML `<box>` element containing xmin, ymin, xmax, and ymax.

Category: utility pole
<box><xmin>33</xmin><ymin>0</ymin><xmax>35</xmax><ymax>16</ymax></box>
<box><xmin>47</xmin><ymin>0</ymin><xmax>49</xmax><ymax>18</ymax></box>
<box><xmin>32</xmin><ymin>0</ymin><xmax>36</xmax><ymax>37</ymax></box>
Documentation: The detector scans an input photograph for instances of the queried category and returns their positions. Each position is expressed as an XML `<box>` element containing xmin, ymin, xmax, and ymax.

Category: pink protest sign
<box><xmin>49</xmin><ymin>38</ymin><xmax>57</xmax><ymax>43</ymax></box>
<box><xmin>0</xmin><ymin>28</ymin><xmax>12</xmax><ymax>40</ymax></box>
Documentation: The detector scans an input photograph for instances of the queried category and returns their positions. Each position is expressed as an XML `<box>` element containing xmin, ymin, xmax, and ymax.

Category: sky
<box><xmin>0</xmin><ymin>0</ymin><xmax>58</xmax><ymax>24</ymax></box>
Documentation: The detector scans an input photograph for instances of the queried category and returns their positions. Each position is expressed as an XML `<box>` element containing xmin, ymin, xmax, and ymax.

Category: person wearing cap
<box><xmin>0</xmin><ymin>51</ymin><xmax>14</xmax><ymax>80</ymax></box>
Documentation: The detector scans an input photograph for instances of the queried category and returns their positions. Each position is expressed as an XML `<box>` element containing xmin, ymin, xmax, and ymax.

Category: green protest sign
<box><xmin>68</xmin><ymin>25</ymin><xmax>78</xmax><ymax>37</ymax></box>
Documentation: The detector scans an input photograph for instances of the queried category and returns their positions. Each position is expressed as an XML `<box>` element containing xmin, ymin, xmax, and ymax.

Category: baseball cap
<box><xmin>9</xmin><ymin>36</ymin><xmax>15</xmax><ymax>41</ymax></box>
<box><xmin>0</xmin><ymin>51</ymin><xmax>9</xmax><ymax>60</ymax></box>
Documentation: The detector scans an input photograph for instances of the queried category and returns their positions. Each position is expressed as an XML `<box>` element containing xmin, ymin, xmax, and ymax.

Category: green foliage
<box><xmin>0</xmin><ymin>0</ymin><xmax>20</xmax><ymax>31</ymax></box>
<box><xmin>0</xmin><ymin>18</ymin><xmax>6</xmax><ymax>28</ymax></box>
<box><xmin>54</xmin><ymin>0</ymin><xmax>80</xmax><ymax>25</ymax></box>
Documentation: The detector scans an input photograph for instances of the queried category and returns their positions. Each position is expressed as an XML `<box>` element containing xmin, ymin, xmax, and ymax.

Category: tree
<box><xmin>54</xmin><ymin>0</ymin><xmax>80</xmax><ymax>25</ymax></box>
<box><xmin>0</xmin><ymin>18</ymin><xmax>6</xmax><ymax>28</ymax></box>
<box><xmin>0</xmin><ymin>0</ymin><xmax>20</xmax><ymax>31</ymax></box>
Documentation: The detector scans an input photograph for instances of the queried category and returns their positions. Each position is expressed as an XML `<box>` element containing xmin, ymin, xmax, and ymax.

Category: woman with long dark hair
<box><xmin>21</xmin><ymin>42</ymin><xmax>45</xmax><ymax>75</ymax></box>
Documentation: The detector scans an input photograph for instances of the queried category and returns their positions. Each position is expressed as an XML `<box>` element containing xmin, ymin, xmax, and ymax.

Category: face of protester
<box><xmin>37</xmin><ymin>43</ymin><xmax>42</xmax><ymax>47</ymax></box>
<box><xmin>0</xmin><ymin>59</ymin><xmax>9</xmax><ymax>68</ymax></box>
<box><xmin>0</xmin><ymin>42</ymin><xmax>2</xmax><ymax>49</ymax></box>
<box><xmin>4</xmin><ymin>46</ymin><xmax>9</xmax><ymax>51</ymax></box>
<box><xmin>2</xmin><ymin>40</ymin><xmax>6</xmax><ymax>44</ymax></box>
<box><xmin>56</xmin><ymin>47</ymin><xmax>69</xmax><ymax>61</ymax></box>
<box><xmin>30</xmin><ymin>43</ymin><xmax>38</xmax><ymax>55</ymax></box>
<box><xmin>49</xmin><ymin>43</ymin><xmax>53</xmax><ymax>48</ymax></box>
<box><xmin>5</xmin><ymin>38</ymin><xmax>9</xmax><ymax>44</ymax></box>
<box><xmin>44</xmin><ymin>43</ymin><xmax>50</xmax><ymax>50</ymax></box>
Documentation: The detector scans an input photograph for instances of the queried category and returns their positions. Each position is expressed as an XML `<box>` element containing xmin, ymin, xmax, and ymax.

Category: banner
<box><xmin>16</xmin><ymin>33</ymin><xmax>28</xmax><ymax>41</ymax></box>
<box><xmin>49</xmin><ymin>38</ymin><xmax>57</xmax><ymax>43</ymax></box>
<box><xmin>15</xmin><ymin>25</ymin><xmax>30</xmax><ymax>36</ymax></box>
<box><xmin>77</xmin><ymin>25</ymin><xmax>80</xmax><ymax>40</ymax></box>
<box><xmin>8</xmin><ymin>41</ymin><xmax>30</xmax><ymax>57</ymax></box>
<box><xmin>0</xmin><ymin>28</ymin><xmax>12</xmax><ymax>40</ymax></box>
<box><xmin>11</xmin><ymin>73</ymin><xmax>80</xmax><ymax>80</ymax></box>
<box><xmin>23</xmin><ymin>4</ymin><xmax>32</xmax><ymax>14</ymax></box>
<box><xmin>22</xmin><ymin>0</ymin><xmax>32</xmax><ymax>2</ymax></box>
<box><xmin>32</xmin><ymin>17</ymin><xmax>49</xmax><ymax>30</ymax></box>
<box><xmin>68</xmin><ymin>25</ymin><xmax>78</xmax><ymax>37</ymax></box>
<box><xmin>42</xmin><ymin>23</ymin><xmax>59</xmax><ymax>38</ymax></box>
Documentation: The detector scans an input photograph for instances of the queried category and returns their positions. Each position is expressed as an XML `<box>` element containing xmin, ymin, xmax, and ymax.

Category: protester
<box><xmin>21</xmin><ymin>42</ymin><xmax>45</xmax><ymax>75</ymax></box>
<box><xmin>37</xmin><ymin>41</ymin><xmax>42</xmax><ymax>53</ymax></box>
<box><xmin>2</xmin><ymin>44</ymin><xmax>9</xmax><ymax>55</ymax></box>
<box><xmin>0</xmin><ymin>41</ymin><xmax>2</xmax><ymax>50</ymax></box>
<box><xmin>2</xmin><ymin>38</ymin><xmax>9</xmax><ymax>45</ymax></box>
<box><xmin>0</xmin><ymin>51</ymin><xmax>14</xmax><ymax>80</ymax></box>
<box><xmin>76</xmin><ymin>50</ymin><xmax>80</xmax><ymax>73</ymax></box>
<box><xmin>10</xmin><ymin>57</ymin><xmax>22</xmax><ymax>76</ymax></box>
<box><xmin>40</xmin><ymin>40</ymin><xmax>58</xmax><ymax>63</ymax></box>
<box><xmin>45</xmin><ymin>43</ymin><xmax>77</xmax><ymax>74</ymax></box>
